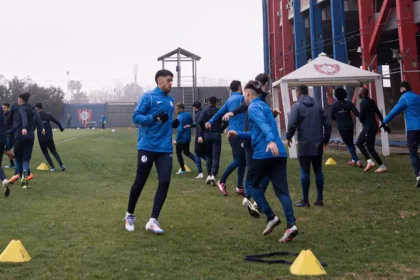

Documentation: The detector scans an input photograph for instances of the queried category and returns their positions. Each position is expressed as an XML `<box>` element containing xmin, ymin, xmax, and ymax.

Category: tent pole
<box><xmin>280</xmin><ymin>82</ymin><xmax>297</xmax><ymax>159</ymax></box>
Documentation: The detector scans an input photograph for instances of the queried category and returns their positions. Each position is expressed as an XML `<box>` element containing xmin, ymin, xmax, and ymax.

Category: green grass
<box><xmin>1</xmin><ymin>129</ymin><xmax>420</xmax><ymax>280</ymax></box>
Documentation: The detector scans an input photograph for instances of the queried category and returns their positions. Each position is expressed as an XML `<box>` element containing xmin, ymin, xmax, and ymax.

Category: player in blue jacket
<box><xmin>382</xmin><ymin>81</ymin><xmax>420</xmax><ymax>187</ymax></box>
<box><xmin>100</xmin><ymin>113</ymin><xmax>106</xmax><ymax>130</ymax></box>
<box><xmin>173</xmin><ymin>102</ymin><xmax>195</xmax><ymax>175</ymax></box>
<box><xmin>206</xmin><ymin>80</ymin><xmax>246</xmax><ymax>196</ymax></box>
<box><xmin>227</xmin><ymin>80</ymin><xmax>298</xmax><ymax>243</ymax></box>
<box><xmin>124</xmin><ymin>70</ymin><xmax>176</xmax><ymax>235</ymax></box>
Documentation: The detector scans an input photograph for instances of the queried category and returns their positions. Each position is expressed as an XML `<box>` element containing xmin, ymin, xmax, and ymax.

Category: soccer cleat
<box><xmin>50</xmin><ymin>168</ymin><xmax>56</xmax><ymax>172</ymax></box>
<box><xmin>124</xmin><ymin>214</ymin><xmax>136</xmax><ymax>232</ymax></box>
<box><xmin>176</xmin><ymin>170</ymin><xmax>186</xmax><ymax>175</ymax></box>
<box><xmin>314</xmin><ymin>200</ymin><xmax>324</xmax><ymax>206</ymax></box>
<box><xmin>263</xmin><ymin>216</ymin><xmax>281</xmax><ymax>235</ymax></box>
<box><xmin>210</xmin><ymin>176</ymin><xmax>216</xmax><ymax>186</ymax></box>
<box><xmin>374</xmin><ymin>166</ymin><xmax>387</xmax><ymax>173</ymax></box>
<box><xmin>61</xmin><ymin>165</ymin><xmax>66</xmax><ymax>171</ymax></box>
<box><xmin>21</xmin><ymin>171</ymin><xmax>29</xmax><ymax>189</ymax></box>
<box><xmin>364</xmin><ymin>162</ymin><xmax>375</xmax><ymax>172</ymax></box>
<box><xmin>279</xmin><ymin>225</ymin><xmax>298</xmax><ymax>243</ymax></box>
<box><xmin>196</xmin><ymin>173</ymin><xmax>204</xmax><ymax>179</ymax></box>
<box><xmin>145</xmin><ymin>219</ymin><xmax>164</xmax><ymax>235</ymax></box>
<box><xmin>253</xmin><ymin>202</ymin><xmax>261</xmax><ymax>212</ymax></box>
<box><xmin>3</xmin><ymin>179</ymin><xmax>10</xmax><ymax>197</ymax></box>
<box><xmin>236</xmin><ymin>187</ymin><xmax>244</xmax><ymax>196</ymax></box>
<box><xmin>4</xmin><ymin>165</ymin><xmax>14</xmax><ymax>169</ymax></box>
<box><xmin>217</xmin><ymin>181</ymin><xmax>228</xmax><ymax>196</ymax></box>
<box><xmin>8</xmin><ymin>174</ymin><xmax>19</xmax><ymax>184</ymax></box>
<box><xmin>242</xmin><ymin>198</ymin><xmax>260</xmax><ymax>218</ymax></box>
<box><xmin>206</xmin><ymin>175</ymin><xmax>212</xmax><ymax>184</ymax></box>
<box><xmin>357</xmin><ymin>161</ymin><xmax>364</xmax><ymax>168</ymax></box>
<box><xmin>416</xmin><ymin>177</ymin><xmax>420</xmax><ymax>188</ymax></box>
<box><xmin>295</xmin><ymin>200</ymin><xmax>310</xmax><ymax>207</ymax></box>
<box><xmin>348</xmin><ymin>161</ymin><xmax>356</xmax><ymax>167</ymax></box>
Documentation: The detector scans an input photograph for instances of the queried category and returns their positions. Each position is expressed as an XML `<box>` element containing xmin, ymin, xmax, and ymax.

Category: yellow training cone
<box><xmin>0</xmin><ymin>240</ymin><xmax>32</xmax><ymax>263</ymax></box>
<box><xmin>178</xmin><ymin>165</ymin><xmax>191</xmax><ymax>173</ymax></box>
<box><xmin>290</xmin><ymin>250</ymin><xmax>327</xmax><ymax>276</ymax></box>
<box><xmin>325</xmin><ymin>158</ymin><xmax>337</xmax><ymax>165</ymax></box>
<box><xmin>36</xmin><ymin>163</ymin><xmax>50</xmax><ymax>171</ymax></box>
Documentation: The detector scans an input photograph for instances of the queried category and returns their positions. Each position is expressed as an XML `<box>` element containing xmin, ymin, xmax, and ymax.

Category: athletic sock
<box><xmin>367</xmin><ymin>159</ymin><xmax>373</xmax><ymax>165</ymax></box>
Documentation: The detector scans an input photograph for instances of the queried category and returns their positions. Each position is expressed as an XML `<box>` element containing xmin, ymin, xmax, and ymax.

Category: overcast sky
<box><xmin>0</xmin><ymin>0</ymin><xmax>263</xmax><ymax>92</ymax></box>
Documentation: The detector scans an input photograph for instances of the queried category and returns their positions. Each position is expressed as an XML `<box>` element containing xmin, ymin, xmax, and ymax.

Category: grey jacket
<box><xmin>286</xmin><ymin>95</ymin><xmax>332</xmax><ymax>156</ymax></box>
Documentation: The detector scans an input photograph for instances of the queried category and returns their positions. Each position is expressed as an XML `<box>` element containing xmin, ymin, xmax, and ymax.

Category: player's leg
<box><xmin>146</xmin><ymin>152</ymin><xmax>172</xmax><ymax>235</ymax></box>
<box><xmin>47</xmin><ymin>139</ymin><xmax>65</xmax><ymax>170</ymax></box>
<box><xmin>340</xmin><ymin>129</ymin><xmax>361</xmax><ymax>166</ymax></box>
<box><xmin>312</xmin><ymin>155</ymin><xmax>325</xmax><ymax>205</ymax></box>
<box><xmin>21</xmin><ymin>139</ymin><xmax>35</xmax><ymax>188</ymax></box>
<box><xmin>194</xmin><ymin>140</ymin><xmax>204</xmax><ymax>178</ymax></box>
<box><xmin>407</xmin><ymin>130</ymin><xmax>420</xmax><ymax>186</ymax></box>
<box><xmin>40</xmin><ymin>140</ymin><xmax>55</xmax><ymax>170</ymax></box>
<box><xmin>217</xmin><ymin>137</ymin><xmax>242</xmax><ymax>194</ymax></box>
<box><xmin>295</xmin><ymin>156</ymin><xmax>311</xmax><ymax>207</ymax></box>
<box><xmin>268</xmin><ymin>158</ymin><xmax>298</xmax><ymax>243</ymax></box>
<box><xmin>4</xmin><ymin>136</ymin><xmax>15</xmax><ymax>168</ymax></box>
<box><xmin>211</xmin><ymin>134</ymin><xmax>222</xmax><ymax>183</ymax></box>
<box><xmin>365</xmin><ymin>126</ymin><xmax>386</xmax><ymax>173</ymax></box>
<box><xmin>0</xmin><ymin>143</ymin><xmax>10</xmax><ymax>197</ymax></box>
<box><xmin>175</xmin><ymin>143</ymin><xmax>186</xmax><ymax>174</ymax></box>
<box><xmin>13</xmin><ymin>140</ymin><xmax>23</xmax><ymax>178</ymax></box>
<box><xmin>205</xmin><ymin>137</ymin><xmax>214</xmax><ymax>184</ymax></box>
<box><xmin>182</xmin><ymin>141</ymin><xmax>196</xmax><ymax>164</ymax></box>
<box><xmin>124</xmin><ymin>150</ymin><xmax>155</xmax><ymax>231</ymax></box>
<box><xmin>235</xmin><ymin>146</ymin><xmax>246</xmax><ymax>195</ymax></box>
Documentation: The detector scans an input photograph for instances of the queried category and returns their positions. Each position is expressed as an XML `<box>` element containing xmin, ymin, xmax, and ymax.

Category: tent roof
<box><xmin>273</xmin><ymin>53</ymin><xmax>381</xmax><ymax>87</ymax></box>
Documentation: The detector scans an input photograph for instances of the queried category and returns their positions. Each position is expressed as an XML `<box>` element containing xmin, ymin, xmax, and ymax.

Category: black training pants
<box><xmin>127</xmin><ymin>150</ymin><xmax>172</xmax><ymax>219</ymax></box>
<box><xmin>356</xmin><ymin>125</ymin><xmax>383</xmax><ymax>165</ymax></box>
<box><xmin>407</xmin><ymin>130</ymin><xmax>420</xmax><ymax>177</ymax></box>
<box><xmin>175</xmin><ymin>142</ymin><xmax>195</xmax><ymax>171</ymax></box>
<box><xmin>204</xmin><ymin>133</ymin><xmax>222</xmax><ymax>176</ymax></box>
<box><xmin>39</xmin><ymin>139</ymin><xmax>63</xmax><ymax>169</ymax></box>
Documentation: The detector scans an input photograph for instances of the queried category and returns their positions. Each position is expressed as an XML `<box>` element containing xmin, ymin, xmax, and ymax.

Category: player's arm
<box><xmin>350</xmin><ymin>102</ymin><xmax>360</xmax><ymax>118</ymax></box>
<box><xmin>50</xmin><ymin>114</ymin><xmax>64</xmax><ymax>131</ymax></box>
<box><xmin>132</xmin><ymin>94</ymin><xmax>154</xmax><ymax>125</ymax></box>
<box><xmin>175</xmin><ymin>115</ymin><xmax>182</xmax><ymax>142</ymax></box>
<box><xmin>359</xmin><ymin>100</ymin><xmax>368</xmax><ymax>123</ymax></box>
<box><xmin>330</xmin><ymin>103</ymin><xmax>337</xmax><ymax>121</ymax></box>
<box><xmin>19</xmin><ymin>107</ymin><xmax>28</xmax><ymax>129</ymax></box>
<box><xmin>372</xmin><ymin>100</ymin><xmax>384</xmax><ymax>122</ymax></box>
<box><xmin>34</xmin><ymin>110</ymin><xmax>44</xmax><ymax>131</ymax></box>
<box><xmin>383</xmin><ymin>96</ymin><xmax>408</xmax><ymax>124</ymax></box>
<box><xmin>286</xmin><ymin>103</ymin><xmax>299</xmax><ymax>140</ymax></box>
<box><xmin>249</xmin><ymin>105</ymin><xmax>276</xmax><ymax>143</ymax></box>
<box><xmin>231</xmin><ymin>103</ymin><xmax>248</xmax><ymax>116</ymax></box>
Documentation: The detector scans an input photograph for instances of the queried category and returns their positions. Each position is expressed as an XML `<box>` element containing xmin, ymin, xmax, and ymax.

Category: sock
<box><xmin>352</xmin><ymin>160</ymin><xmax>356</xmax><ymax>163</ymax></box>
<box><xmin>126</xmin><ymin>212</ymin><xmax>133</xmax><ymax>217</ymax></box>
<box><xmin>149</xmin><ymin>218</ymin><xmax>157</xmax><ymax>222</ymax></box>
<box><xmin>367</xmin><ymin>159</ymin><xmax>373</xmax><ymax>165</ymax></box>
<box><xmin>380</xmin><ymin>164</ymin><xmax>386</xmax><ymax>169</ymax></box>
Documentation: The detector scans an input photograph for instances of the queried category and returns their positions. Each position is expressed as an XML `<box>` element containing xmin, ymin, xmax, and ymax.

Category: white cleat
<box><xmin>196</xmin><ymin>173</ymin><xmax>204</xmax><ymax>179</ymax></box>
<box><xmin>206</xmin><ymin>175</ymin><xmax>212</xmax><ymax>184</ymax></box>
<box><xmin>145</xmin><ymin>219</ymin><xmax>164</xmax><ymax>235</ymax></box>
<box><xmin>3</xmin><ymin>179</ymin><xmax>10</xmax><ymax>197</ymax></box>
<box><xmin>242</xmin><ymin>198</ymin><xmax>260</xmax><ymax>218</ymax></box>
<box><xmin>279</xmin><ymin>225</ymin><xmax>298</xmax><ymax>243</ymax></box>
<box><xmin>210</xmin><ymin>175</ymin><xmax>216</xmax><ymax>186</ymax></box>
<box><xmin>263</xmin><ymin>216</ymin><xmax>281</xmax><ymax>235</ymax></box>
<box><xmin>124</xmin><ymin>214</ymin><xmax>136</xmax><ymax>232</ymax></box>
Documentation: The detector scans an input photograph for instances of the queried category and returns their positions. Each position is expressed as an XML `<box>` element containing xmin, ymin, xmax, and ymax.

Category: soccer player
<box><xmin>173</xmin><ymin>102</ymin><xmax>195</xmax><ymax>175</ymax></box>
<box><xmin>223</xmin><ymin>73</ymin><xmax>280</xmax><ymax>217</ymax></box>
<box><xmin>8</xmin><ymin>92</ymin><xmax>44</xmax><ymax>188</ymax></box>
<box><xmin>3</xmin><ymin>103</ymin><xmax>15</xmax><ymax>169</ymax></box>
<box><xmin>66</xmin><ymin>113</ymin><xmax>72</xmax><ymax>128</ymax></box>
<box><xmin>381</xmin><ymin>81</ymin><xmax>420</xmax><ymax>186</ymax></box>
<box><xmin>0</xmin><ymin>105</ymin><xmax>11</xmax><ymax>197</ymax></box>
<box><xmin>356</xmin><ymin>87</ymin><xmax>388</xmax><ymax>173</ymax></box>
<box><xmin>124</xmin><ymin>70</ymin><xmax>175</xmax><ymax>235</ymax></box>
<box><xmin>183</xmin><ymin>101</ymin><xmax>206</xmax><ymax>179</ymax></box>
<box><xmin>227</xmin><ymin>80</ymin><xmax>298</xmax><ymax>243</ymax></box>
<box><xmin>206</xmin><ymin>80</ymin><xmax>246</xmax><ymax>196</ymax></box>
<box><xmin>197</xmin><ymin>96</ymin><xmax>227</xmax><ymax>186</ymax></box>
<box><xmin>35</xmin><ymin>103</ymin><xmax>66</xmax><ymax>172</ymax></box>
<box><xmin>100</xmin><ymin>113</ymin><xmax>106</xmax><ymax>130</ymax></box>
<box><xmin>286</xmin><ymin>85</ymin><xmax>331</xmax><ymax>207</ymax></box>
<box><xmin>330</xmin><ymin>88</ymin><xmax>362</xmax><ymax>167</ymax></box>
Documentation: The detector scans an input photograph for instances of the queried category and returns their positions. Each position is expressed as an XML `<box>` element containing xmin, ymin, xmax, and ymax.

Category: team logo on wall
<box><xmin>314</xmin><ymin>64</ymin><xmax>340</xmax><ymax>75</ymax></box>
<box><xmin>77</xmin><ymin>109</ymin><xmax>92</xmax><ymax>125</ymax></box>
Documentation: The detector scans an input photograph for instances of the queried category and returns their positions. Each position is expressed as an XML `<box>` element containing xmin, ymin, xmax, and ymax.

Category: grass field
<box><xmin>1</xmin><ymin>129</ymin><xmax>420</xmax><ymax>280</ymax></box>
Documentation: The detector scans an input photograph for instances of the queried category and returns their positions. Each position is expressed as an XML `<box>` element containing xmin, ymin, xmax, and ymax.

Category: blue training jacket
<box><xmin>209</xmin><ymin>92</ymin><xmax>245</xmax><ymax>131</ymax></box>
<box><xmin>133</xmin><ymin>87</ymin><xmax>175</xmax><ymax>153</ymax></box>
<box><xmin>175</xmin><ymin>111</ymin><xmax>193</xmax><ymax>144</ymax></box>
<box><xmin>383</xmin><ymin>91</ymin><xmax>420</xmax><ymax>131</ymax></box>
<box><xmin>237</xmin><ymin>98</ymin><xmax>287</xmax><ymax>159</ymax></box>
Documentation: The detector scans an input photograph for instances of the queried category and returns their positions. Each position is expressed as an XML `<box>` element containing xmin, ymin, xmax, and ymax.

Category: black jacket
<box><xmin>189</xmin><ymin>108</ymin><xmax>203</xmax><ymax>139</ymax></box>
<box><xmin>10</xmin><ymin>104</ymin><xmax>44</xmax><ymax>141</ymax></box>
<box><xmin>197</xmin><ymin>105</ymin><xmax>227</xmax><ymax>138</ymax></box>
<box><xmin>37</xmin><ymin>111</ymin><xmax>64</xmax><ymax>141</ymax></box>
<box><xmin>331</xmin><ymin>100</ymin><xmax>359</xmax><ymax>131</ymax></box>
<box><xmin>286</xmin><ymin>95</ymin><xmax>332</xmax><ymax>156</ymax></box>
<box><xmin>359</xmin><ymin>96</ymin><xmax>383</xmax><ymax>128</ymax></box>
<box><xmin>0</xmin><ymin>107</ymin><xmax>7</xmax><ymax>144</ymax></box>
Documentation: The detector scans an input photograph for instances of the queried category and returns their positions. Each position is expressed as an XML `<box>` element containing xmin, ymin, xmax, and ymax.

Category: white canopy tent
<box><xmin>272</xmin><ymin>53</ymin><xmax>390</xmax><ymax>159</ymax></box>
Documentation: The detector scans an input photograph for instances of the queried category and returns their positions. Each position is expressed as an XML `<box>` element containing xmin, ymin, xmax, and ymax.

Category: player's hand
<box><xmin>198</xmin><ymin>137</ymin><xmax>203</xmax><ymax>143</ymax></box>
<box><xmin>183</xmin><ymin>125</ymin><xmax>191</xmax><ymax>129</ymax></box>
<box><xmin>60</xmin><ymin>128</ymin><xmax>64</xmax><ymax>132</ymax></box>
<box><xmin>286</xmin><ymin>138</ymin><xmax>292</xmax><ymax>148</ymax></box>
<box><xmin>272</xmin><ymin>109</ymin><xmax>281</xmax><ymax>117</ymax></box>
<box><xmin>153</xmin><ymin>112</ymin><xmax>169</xmax><ymax>122</ymax></box>
<box><xmin>266</xmin><ymin>141</ymin><xmax>279</xmax><ymax>156</ymax></box>
<box><xmin>205</xmin><ymin>122</ymin><xmax>211</xmax><ymax>129</ymax></box>
<box><xmin>22</xmin><ymin>129</ymin><xmax>27</xmax><ymax>136</ymax></box>
<box><xmin>173</xmin><ymin>140</ymin><xmax>177</xmax><ymax>145</ymax></box>
<box><xmin>223</xmin><ymin>112</ymin><xmax>234</xmax><ymax>122</ymax></box>
<box><xmin>42</xmin><ymin>129</ymin><xmax>46</xmax><ymax>135</ymax></box>
<box><xmin>227</xmin><ymin>130</ymin><xmax>238</xmax><ymax>138</ymax></box>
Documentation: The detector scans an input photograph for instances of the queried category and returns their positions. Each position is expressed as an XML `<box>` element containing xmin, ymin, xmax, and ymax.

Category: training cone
<box><xmin>290</xmin><ymin>250</ymin><xmax>327</xmax><ymax>276</ymax></box>
<box><xmin>36</xmin><ymin>163</ymin><xmax>50</xmax><ymax>171</ymax></box>
<box><xmin>178</xmin><ymin>165</ymin><xmax>191</xmax><ymax>173</ymax></box>
<box><xmin>325</xmin><ymin>158</ymin><xmax>337</xmax><ymax>165</ymax></box>
<box><xmin>0</xmin><ymin>240</ymin><xmax>31</xmax><ymax>263</ymax></box>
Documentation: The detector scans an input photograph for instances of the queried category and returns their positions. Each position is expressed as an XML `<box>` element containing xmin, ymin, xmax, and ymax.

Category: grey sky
<box><xmin>1</xmin><ymin>0</ymin><xmax>263</xmax><ymax>93</ymax></box>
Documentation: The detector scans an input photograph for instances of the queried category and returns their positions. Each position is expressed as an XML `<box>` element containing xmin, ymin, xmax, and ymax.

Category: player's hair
<box><xmin>255</xmin><ymin>73</ymin><xmax>269</xmax><ymax>86</ymax></box>
<box><xmin>192</xmin><ymin>101</ymin><xmax>201</xmax><ymax>109</ymax></box>
<box><xmin>175</xmin><ymin>102</ymin><xmax>185</xmax><ymax>110</ymax></box>
<box><xmin>230</xmin><ymin>80</ymin><xmax>242</xmax><ymax>92</ymax></box>
<box><xmin>334</xmin><ymin>88</ymin><xmax>347</xmax><ymax>100</ymax></box>
<box><xmin>155</xmin><ymin>69</ymin><xmax>174</xmax><ymax>84</ymax></box>
<box><xmin>35</xmin><ymin>102</ymin><xmax>43</xmax><ymax>109</ymax></box>
<box><xmin>360</xmin><ymin>87</ymin><xmax>369</xmax><ymax>97</ymax></box>
<box><xmin>244</xmin><ymin>80</ymin><xmax>263</xmax><ymax>95</ymax></box>
<box><xmin>208</xmin><ymin>96</ymin><xmax>217</xmax><ymax>106</ymax></box>
<box><xmin>2</xmin><ymin>103</ymin><xmax>10</xmax><ymax>108</ymax></box>
<box><xmin>297</xmin><ymin>85</ymin><xmax>308</xmax><ymax>95</ymax></box>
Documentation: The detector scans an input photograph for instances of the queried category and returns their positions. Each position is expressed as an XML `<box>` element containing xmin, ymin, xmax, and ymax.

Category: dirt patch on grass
<box><xmin>399</xmin><ymin>210</ymin><xmax>418</xmax><ymax>219</ymax></box>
